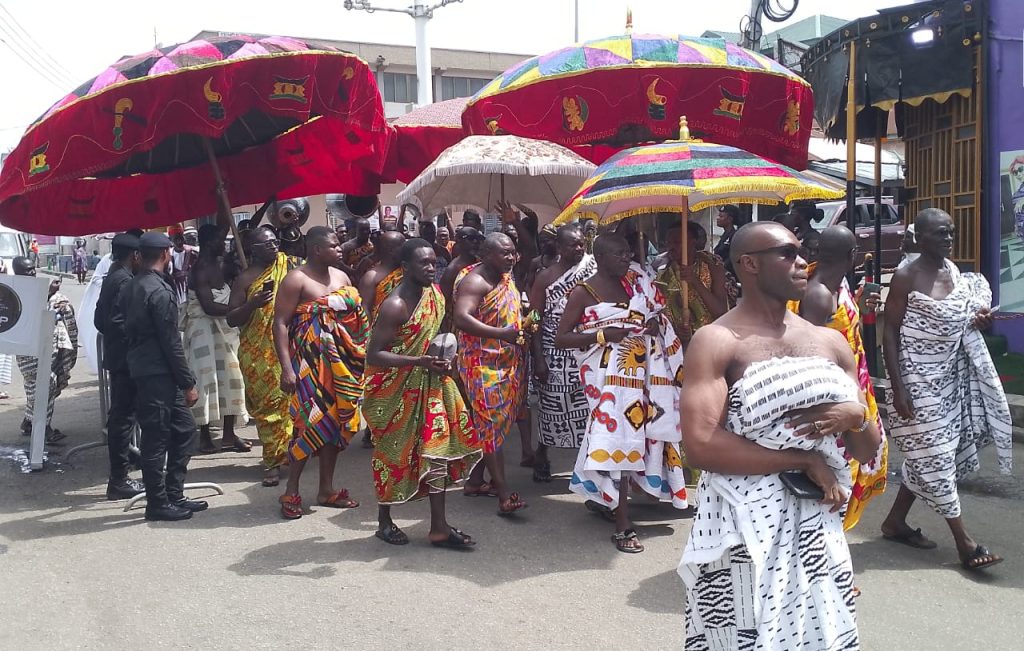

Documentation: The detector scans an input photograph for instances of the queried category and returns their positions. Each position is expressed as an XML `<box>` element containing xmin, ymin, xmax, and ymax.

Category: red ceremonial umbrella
<box><xmin>383</xmin><ymin>97</ymin><xmax>470</xmax><ymax>184</ymax></box>
<box><xmin>0</xmin><ymin>34</ymin><xmax>388</xmax><ymax>253</ymax></box>
<box><xmin>462</xmin><ymin>33</ymin><xmax>813</xmax><ymax>170</ymax></box>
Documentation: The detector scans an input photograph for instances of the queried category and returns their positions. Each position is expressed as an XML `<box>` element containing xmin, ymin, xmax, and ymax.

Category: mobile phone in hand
<box><xmin>262</xmin><ymin>280</ymin><xmax>274</xmax><ymax>293</ymax></box>
<box><xmin>859</xmin><ymin>281</ymin><xmax>880</xmax><ymax>312</ymax></box>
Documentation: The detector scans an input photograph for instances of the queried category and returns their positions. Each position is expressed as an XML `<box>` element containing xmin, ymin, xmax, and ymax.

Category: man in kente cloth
<box><xmin>182</xmin><ymin>224</ymin><xmax>250</xmax><ymax>454</ymax></box>
<box><xmin>787</xmin><ymin>225</ymin><xmax>888</xmax><ymax>531</ymax></box>
<box><xmin>881</xmin><ymin>208</ymin><xmax>1013</xmax><ymax>572</ymax></box>
<box><xmin>439</xmin><ymin>226</ymin><xmax>483</xmax><ymax>325</ymax></box>
<box><xmin>227</xmin><ymin>226</ymin><xmax>296</xmax><ymax>487</ymax></box>
<box><xmin>555</xmin><ymin>234</ymin><xmax>688</xmax><ymax>553</ymax></box>
<box><xmin>273</xmin><ymin>226</ymin><xmax>369</xmax><ymax>519</ymax></box>
<box><xmin>528</xmin><ymin>223</ymin><xmax>595</xmax><ymax>482</ymax></box>
<box><xmin>656</xmin><ymin>221</ymin><xmax>729</xmax><ymax>346</ymax></box>
<box><xmin>678</xmin><ymin>222</ymin><xmax>881</xmax><ymax>650</ymax></box>
<box><xmin>365</xmin><ymin>238</ymin><xmax>483</xmax><ymax>547</ymax></box>
<box><xmin>452</xmin><ymin>232</ymin><xmax>527</xmax><ymax>516</ymax></box>
<box><xmin>357</xmin><ymin>230</ymin><xmax>406</xmax><ymax>321</ymax></box>
<box><xmin>337</xmin><ymin>217</ymin><xmax>374</xmax><ymax>283</ymax></box>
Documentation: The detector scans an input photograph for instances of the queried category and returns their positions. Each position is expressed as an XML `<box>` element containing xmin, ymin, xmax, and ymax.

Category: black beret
<box><xmin>139</xmin><ymin>232</ymin><xmax>173</xmax><ymax>248</ymax></box>
<box><xmin>111</xmin><ymin>233</ymin><xmax>140</xmax><ymax>250</ymax></box>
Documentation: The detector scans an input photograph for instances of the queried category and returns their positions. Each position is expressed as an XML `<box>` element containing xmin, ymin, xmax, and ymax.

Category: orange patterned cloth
<box><xmin>789</xmin><ymin>277</ymin><xmax>888</xmax><ymax>531</ymax></box>
<box><xmin>288</xmin><ymin>286</ymin><xmax>368</xmax><ymax>461</ymax></box>
<box><xmin>454</xmin><ymin>264</ymin><xmax>524</xmax><ymax>454</ymax></box>
<box><xmin>371</xmin><ymin>267</ymin><xmax>403</xmax><ymax>323</ymax></box>
<box><xmin>364</xmin><ymin>285</ymin><xmax>482</xmax><ymax>503</ymax></box>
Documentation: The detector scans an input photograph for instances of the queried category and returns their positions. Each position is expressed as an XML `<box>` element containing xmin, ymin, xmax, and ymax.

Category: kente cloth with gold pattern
<box><xmin>364</xmin><ymin>284</ymin><xmax>482</xmax><ymax>504</ymax></box>
<box><xmin>238</xmin><ymin>253</ymin><xmax>294</xmax><ymax>469</ymax></box>
<box><xmin>569</xmin><ymin>265</ymin><xmax>689</xmax><ymax>510</ymax></box>
<box><xmin>288</xmin><ymin>286</ymin><xmax>368</xmax><ymax>461</ymax></box>
<box><xmin>788</xmin><ymin>276</ymin><xmax>889</xmax><ymax>530</ymax></box>
<box><xmin>454</xmin><ymin>263</ymin><xmax>524</xmax><ymax>454</ymax></box>
<box><xmin>656</xmin><ymin>250</ymin><xmax>719</xmax><ymax>341</ymax></box>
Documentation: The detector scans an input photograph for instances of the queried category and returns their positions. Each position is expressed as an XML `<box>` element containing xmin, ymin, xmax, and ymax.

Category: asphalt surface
<box><xmin>0</xmin><ymin>279</ymin><xmax>1022</xmax><ymax>649</ymax></box>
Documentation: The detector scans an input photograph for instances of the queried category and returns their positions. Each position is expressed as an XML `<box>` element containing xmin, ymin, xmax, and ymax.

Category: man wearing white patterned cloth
<box><xmin>679</xmin><ymin>222</ymin><xmax>881</xmax><ymax>650</ymax></box>
<box><xmin>529</xmin><ymin>223</ymin><xmax>595</xmax><ymax>482</ymax></box>
<box><xmin>181</xmin><ymin>224</ymin><xmax>250</xmax><ymax>454</ymax></box>
<box><xmin>881</xmin><ymin>208</ymin><xmax>1012</xmax><ymax>572</ymax></box>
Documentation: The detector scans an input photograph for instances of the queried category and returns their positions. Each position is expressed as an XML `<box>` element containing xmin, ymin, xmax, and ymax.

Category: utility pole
<box><xmin>343</xmin><ymin>0</ymin><xmax>463</xmax><ymax>106</ymax></box>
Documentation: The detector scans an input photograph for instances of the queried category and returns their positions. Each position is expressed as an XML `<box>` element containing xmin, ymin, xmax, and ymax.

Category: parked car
<box><xmin>0</xmin><ymin>225</ymin><xmax>29</xmax><ymax>274</ymax></box>
<box><xmin>812</xmin><ymin>197</ymin><xmax>905</xmax><ymax>269</ymax></box>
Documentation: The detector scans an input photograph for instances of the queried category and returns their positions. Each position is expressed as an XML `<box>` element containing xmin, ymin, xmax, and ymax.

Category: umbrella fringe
<box><xmin>435</xmin><ymin>162</ymin><xmax>593</xmax><ymax>177</ymax></box>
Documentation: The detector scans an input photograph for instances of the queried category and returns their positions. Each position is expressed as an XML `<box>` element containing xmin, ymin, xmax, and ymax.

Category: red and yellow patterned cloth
<box><xmin>454</xmin><ymin>264</ymin><xmax>524</xmax><ymax>454</ymax></box>
<box><xmin>288</xmin><ymin>286</ymin><xmax>368</xmax><ymax>462</ymax></box>
<box><xmin>364</xmin><ymin>285</ymin><xmax>482</xmax><ymax>503</ymax></box>
<box><xmin>371</xmin><ymin>267</ymin><xmax>403</xmax><ymax>323</ymax></box>
<box><xmin>788</xmin><ymin>277</ymin><xmax>888</xmax><ymax>531</ymax></box>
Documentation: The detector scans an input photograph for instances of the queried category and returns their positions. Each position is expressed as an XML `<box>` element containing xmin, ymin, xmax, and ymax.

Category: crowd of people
<box><xmin>9</xmin><ymin>200</ymin><xmax>1014</xmax><ymax>647</ymax></box>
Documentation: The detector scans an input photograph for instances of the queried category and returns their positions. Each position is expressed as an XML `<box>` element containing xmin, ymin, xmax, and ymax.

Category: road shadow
<box><xmin>849</xmin><ymin>536</ymin><xmax>1024</xmax><ymax>591</ymax></box>
<box><xmin>628</xmin><ymin>568</ymin><xmax>685</xmax><ymax>615</ymax></box>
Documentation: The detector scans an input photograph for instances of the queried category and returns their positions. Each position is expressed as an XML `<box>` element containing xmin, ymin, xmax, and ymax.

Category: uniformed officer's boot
<box><xmin>145</xmin><ymin>502</ymin><xmax>193</xmax><ymax>521</ymax></box>
<box><xmin>107</xmin><ymin>478</ymin><xmax>145</xmax><ymax>500</ymax></box>
<box><xmin>172</xmin><ymin>499</ymin><xmax>209</xmax><ymax>513</ymax></box>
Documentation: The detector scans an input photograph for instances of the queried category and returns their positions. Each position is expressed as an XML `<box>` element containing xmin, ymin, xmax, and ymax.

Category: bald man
<box><xmin>453</xmin><ymin>232</ymin><xmax>527</xmax><ymax>515</ymax></box>
<box><xmin>358</xmin><ymin>230</ymin><xmax>407</xmax><ymax>322</ymax></box>
<box><xmin>881</xmin><ymin>208</ymin><xmax>1012</xmax><ymax>571</ymax></box>
<box><xmin>790</xmin><ymin>225</ymin><xmax>888</xmax><ymax>531</ymax></box>
<box><xmin>678</xmin><ymin>221</ymin><xmax>880</xmax><ymax>648</ymax></box>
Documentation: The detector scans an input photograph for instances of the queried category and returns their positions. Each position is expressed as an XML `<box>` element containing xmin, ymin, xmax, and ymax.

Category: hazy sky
<box><xmin>0</xmin><ymin>0</ymin><xmax>904</xmax><ymax>151</ymax></box>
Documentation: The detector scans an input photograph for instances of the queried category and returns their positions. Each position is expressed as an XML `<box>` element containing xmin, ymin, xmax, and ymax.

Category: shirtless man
<box><xmin>338</xmin><ymin>217</ymin><xmax>374</xmax><ymax>281</ymax></box>
<box><xmin>880</xmin><ymin>209</ymin><xmax>1011</xmax><ymax>571</ymax></box>
<box><xmin>679</xmin><ymin>222</ymin><xmax>880</xmax><ymax>647</ymax></box>
<box><xmin>273</xmin><ymin>226</ymin><xmax>369</xmax><ymax>518</ymax></box>
<box><xmin>357</xmin><ymin>231</ymin><xmax>406</xmax><ymax>319</ymax></box>
<box><xmin>439</xmin><ymin>226</ymin><xmax>483</xmax><ymax>305</ymax></box>
<box><xmin>184</xmin><ymin>224</ymin><xmax>249</xmax><ymax>454</ymax></box>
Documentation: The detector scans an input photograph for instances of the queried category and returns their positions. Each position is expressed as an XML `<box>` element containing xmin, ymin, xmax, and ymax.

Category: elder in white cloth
<box><xmin>881</xmin><ymin>208</ymin><xmax>1012</xmax><ymax>572</ymax></box>
<box><xmin>678</xmin><ymin>222</ymin><xmax>881</xmax><ymax>650</ymax></box>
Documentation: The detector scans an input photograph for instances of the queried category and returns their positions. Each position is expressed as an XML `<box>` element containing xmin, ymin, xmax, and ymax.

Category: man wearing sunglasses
<box><xmin>679</xmin><ymin>222</ymin><xmax>881</xmax><ymax>648</ymax></box>
<box><xmin>227</xmin><ymin>226</ymin><xmax>297</xmax><ymax>487</ymax></box>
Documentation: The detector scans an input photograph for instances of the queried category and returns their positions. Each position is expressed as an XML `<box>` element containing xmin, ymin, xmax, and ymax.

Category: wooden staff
<box><xmin>201</xmin><ymin>137</ymin><xmax>247</xmax><ymax>269</ymax></box>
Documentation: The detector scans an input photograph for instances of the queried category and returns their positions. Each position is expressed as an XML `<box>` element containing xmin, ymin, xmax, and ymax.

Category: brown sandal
<box><xmin>497</xmin><ymin>492</ymin><xmax>528</xmax><ymax>517</ymax></box>
<box><xmin>279</xmin><ymin>494</ymin><xmax>303</xmax><ymax>520</ymax></box>
<box><xmin>611</xmin><ymin>528</ymin><xmax>644</xmax><ymax>553</ymax></box>
<box><xmin>317</xmin><ymin>489</ymin><xmax>359</xmax><ymax>509</ymax></box>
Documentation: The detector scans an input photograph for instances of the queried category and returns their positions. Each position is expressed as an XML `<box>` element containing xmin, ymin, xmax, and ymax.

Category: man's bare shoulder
<box><xmin>459</xmin><ymin>267</ymin><xmax>494</xmax><ymax>295</ymax></box>
<box><xmin>329</xmin><ymin>265</ymin><xmax>353</xmax><ymax>288</ymax></box>
<box><xmin>533</xmin><ymin>262</ymin><xmax>564</xmax><ymax>291</ymax></box>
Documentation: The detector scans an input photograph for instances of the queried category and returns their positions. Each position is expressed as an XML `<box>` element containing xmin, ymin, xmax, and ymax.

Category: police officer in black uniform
<box><xmin>95</xmin><ymin>232</ymin><xmax>145</xmax><ymax>499</ymax></box>
<box><xmin>122</xmin><ymin>232</ymin><xmax>207</xmax><ymax>521</ymax></box>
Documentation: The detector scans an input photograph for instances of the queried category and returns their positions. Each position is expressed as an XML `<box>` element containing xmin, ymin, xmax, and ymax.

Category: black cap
<box><xmin>139</xmin><ymin>232</ymin><xmax>173</xmax><ymax>248</ymax></box>
<box><xmin>111</xmin><ymin>233</ymin><xmax>140</xmax><ymax>250</ymax></box>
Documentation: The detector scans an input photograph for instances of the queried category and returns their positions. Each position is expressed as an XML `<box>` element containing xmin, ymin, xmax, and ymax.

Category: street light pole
<box><xmin>343</xmin><ymin>0</ymin><xmax>463</xmax><ymax>106</ymax></box>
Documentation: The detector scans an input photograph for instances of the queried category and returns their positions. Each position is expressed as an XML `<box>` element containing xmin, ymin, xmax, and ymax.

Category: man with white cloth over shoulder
<box><xmin>880</xmin><ymin>208</ymin><xmax>1012</xmax><ymax>572</ymax></box>
<box><xmin>679</xmin><ymin>222</ymin><xmax>881</xmax><ymax>650</ymax></box>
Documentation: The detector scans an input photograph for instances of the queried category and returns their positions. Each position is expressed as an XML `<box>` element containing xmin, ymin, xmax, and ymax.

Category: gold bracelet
<box><xmin>596</xmin><ymin>328</ymin><xmax>606</xmax><ymax>345</ymax></box>
<box><xmin>850</xmin><ymin>404</ymin><xmax>871</xmax><ymax>432</ymax></box>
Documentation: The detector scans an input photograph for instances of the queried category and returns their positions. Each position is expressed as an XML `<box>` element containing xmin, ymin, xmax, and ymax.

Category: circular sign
<box><xmin>0</xmin><ymin>282</ymin><xmax>23</xmax><ymax>333</ymax></box>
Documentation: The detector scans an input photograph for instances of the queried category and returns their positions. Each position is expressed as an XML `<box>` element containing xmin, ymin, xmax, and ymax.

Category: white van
<box><xmin>0</xmin><ymin>225</ymin><xmax>29</xmax><ymax>274</ymax></box>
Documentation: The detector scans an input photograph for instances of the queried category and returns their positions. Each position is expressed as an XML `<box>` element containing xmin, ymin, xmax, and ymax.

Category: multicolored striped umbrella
<box><xmin>552</xmin><ymin>138</ymin><xmax>844</xmax><ymax>226</ymax></box>
<box><xmin>463</xmin><ymin>34</ymin><xmax>813</xmax><ymax>171</ymax></box>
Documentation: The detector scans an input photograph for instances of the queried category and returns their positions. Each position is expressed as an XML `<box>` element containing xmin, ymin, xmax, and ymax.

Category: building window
<box><xmin>379</xmin><ymin>72</ymin><xmax>417</xmax><ymax>104</ymax></box>
<box><xmin>439</xmin><ymin>76</ymin><xmax>490</xmax><ymax>100</ymax></box>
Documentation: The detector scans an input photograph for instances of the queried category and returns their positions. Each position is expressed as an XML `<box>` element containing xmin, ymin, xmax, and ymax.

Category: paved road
<box><xmin>0</xmin><ymin>281</ymin><xmax>1022</xmax><ymax>649</ymax></box>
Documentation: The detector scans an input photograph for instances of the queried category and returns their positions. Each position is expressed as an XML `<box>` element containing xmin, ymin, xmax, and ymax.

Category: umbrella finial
<box><xmin>679</xmin><ymin>116</ymin><xmax>690</xmax><ymax>141</ymax></box>
<box><xmin>625</xmin><ymin>7</ymin><xmax>633</xmax><ymax>34</ymax></box>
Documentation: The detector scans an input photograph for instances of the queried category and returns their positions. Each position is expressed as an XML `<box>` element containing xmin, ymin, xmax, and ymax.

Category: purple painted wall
<box><xmin>986</xmin><ymin>0</ymin><xmax>1024</xmax><ymax>349</ymax></box>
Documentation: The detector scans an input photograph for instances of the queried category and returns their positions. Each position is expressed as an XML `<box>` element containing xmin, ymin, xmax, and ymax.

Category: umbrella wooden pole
<box><xmin>202</xmin><ymin>138</ymin><xmax>247</xmax><ymax>269</ymax></box>
<box><xmin>500</xmin><ymin>173</ymin><xmax>506</xmax><ymax>204</ymax></box>
<box><xmin>680</xmin><ymin>196</ymin><xmax>690</xmax><ymax>332</ymax></box>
